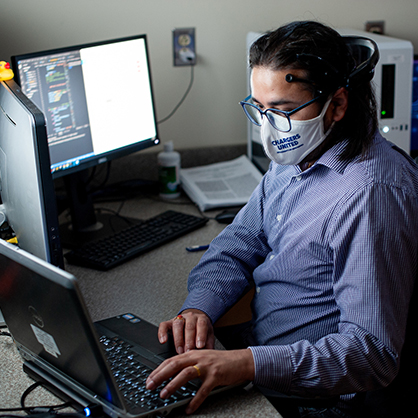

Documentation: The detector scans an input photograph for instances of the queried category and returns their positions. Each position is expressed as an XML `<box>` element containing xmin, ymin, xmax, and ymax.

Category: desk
<box><xmin>0</xmin><ymin>194</ymin><xmax>281</xmax><ymax>417</ymax></box>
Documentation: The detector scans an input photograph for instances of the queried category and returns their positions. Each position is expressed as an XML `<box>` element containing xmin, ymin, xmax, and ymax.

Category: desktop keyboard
<box><xmin>65</xmin><ymin>210</ymin><xmax>208</xmax><ymax>270</ymax></box>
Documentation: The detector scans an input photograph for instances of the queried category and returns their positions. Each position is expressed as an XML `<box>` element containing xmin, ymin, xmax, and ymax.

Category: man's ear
<box><xmin>331</xmin><ymin>87</ymin><xmax>349</xmax><ymax>122</ymax></box>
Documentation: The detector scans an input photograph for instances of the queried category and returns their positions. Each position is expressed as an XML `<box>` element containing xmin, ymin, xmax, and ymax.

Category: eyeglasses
<box><xmin>239</xmin><ymin>94</ymin><xmax>325</xmax><ymax>133</ymax></box>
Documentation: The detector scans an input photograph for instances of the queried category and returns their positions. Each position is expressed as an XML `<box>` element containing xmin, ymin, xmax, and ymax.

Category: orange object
<box><xmin>0</xmin><ymin>61</ymin><xmax>14</xmax><ymax>81</ymax></box>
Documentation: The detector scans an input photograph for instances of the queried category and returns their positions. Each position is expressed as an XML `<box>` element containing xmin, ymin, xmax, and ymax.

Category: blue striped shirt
<box><xmin>181</xmin><ymin>133</ymin><xmax>418</xmax><ymax>400</ymax></box>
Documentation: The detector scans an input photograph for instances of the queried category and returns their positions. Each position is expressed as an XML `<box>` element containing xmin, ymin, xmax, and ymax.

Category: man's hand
<box><xmin>146</xmin><ymin>348</ymin><xmax>255</xmax><ymax>414</ymax></box>
<box><xmin>158</xmin><ymin>309</ymin><xmax>215</xmax><ymax>354</ymax></box>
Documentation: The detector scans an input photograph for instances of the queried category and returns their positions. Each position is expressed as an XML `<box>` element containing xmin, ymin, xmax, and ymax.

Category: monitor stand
<box><xmin>59</xmin><ymin>169</ymin><xmax>140</xmax><ymax>249</ymax></box>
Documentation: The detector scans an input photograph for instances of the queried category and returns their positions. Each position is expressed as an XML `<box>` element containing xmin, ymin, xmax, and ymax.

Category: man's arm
<box><xmin>250</xmin><ymin>182</ymin><xmax>417</xmax><ymax>396</ymax></box>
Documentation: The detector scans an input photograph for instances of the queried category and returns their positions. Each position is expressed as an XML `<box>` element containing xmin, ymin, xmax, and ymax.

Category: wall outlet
<box><xmin>365</xmin><ymin>20</ymin><xmax>385</xmax><ymax>35</ymax></box>
<box><xmin>173</xmin><ymin>27</ymin><xmax>196</xmax><ymax>66</ymax></box>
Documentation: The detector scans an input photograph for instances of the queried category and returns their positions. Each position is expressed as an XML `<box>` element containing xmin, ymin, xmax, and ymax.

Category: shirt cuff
<box><xmin>249</xmin><ymin>345</ymin><xmax>294</xmax><ymax>393</ymax></box>
<box><xmin>180</xmin><ymin>288</ymin><xmax>229</xmax><ymax>324</ymax></box>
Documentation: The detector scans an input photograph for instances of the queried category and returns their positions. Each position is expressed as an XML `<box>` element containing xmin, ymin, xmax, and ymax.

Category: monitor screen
<box><xmin>12</xmin><ymin>34</ymin><xmax>159</xmax><ymax>178</ymax></box>
<box><xmin>0</xmin><ymin>80</ymin><xmax>64</xmax><ymax>268</ymax></box>
<box><xmin>11</xmin><ymin>35</ymin><xmax>160</xmax><ymax>247</ymax></box>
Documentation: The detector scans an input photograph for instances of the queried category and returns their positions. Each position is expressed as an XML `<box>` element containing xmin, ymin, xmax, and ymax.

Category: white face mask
<box><xmin>261</xmin><ymin>98</ymin><xmax>333</xmax><ymax>165</ymax></box>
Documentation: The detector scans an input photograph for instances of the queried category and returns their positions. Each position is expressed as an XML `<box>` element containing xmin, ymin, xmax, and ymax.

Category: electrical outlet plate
<box><xmin>173</xmin><ymin>27</ymin><xmax>196</xmax><ymax>66</ymax></box>
<box><xmin>365</xmin><ymin>20</ymin><xmax>385</xmax><ymax>35</ymax></box>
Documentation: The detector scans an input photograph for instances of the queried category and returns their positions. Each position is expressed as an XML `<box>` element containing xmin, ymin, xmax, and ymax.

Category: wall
<box><xmin>1</xmin><ymin>0</ymin><xmax>417</xmax><ymax>151</ymax></box>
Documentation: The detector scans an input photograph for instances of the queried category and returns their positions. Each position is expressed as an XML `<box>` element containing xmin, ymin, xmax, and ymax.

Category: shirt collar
<box><xmin>296</xmin><ymin>139</ymin><xmax>353</xmax><ymax>175</ymax></box>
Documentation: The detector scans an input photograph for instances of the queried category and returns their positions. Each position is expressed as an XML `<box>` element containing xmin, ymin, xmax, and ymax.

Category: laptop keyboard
<box><xmin>99</xmin><ymin>335</ymin><xmax>197</xmax><ymax>413</ymax></box>
<box><xmin>65</xmin><ymin>210</ymin><xmax>208</xmax><ymax>270</ymax></box>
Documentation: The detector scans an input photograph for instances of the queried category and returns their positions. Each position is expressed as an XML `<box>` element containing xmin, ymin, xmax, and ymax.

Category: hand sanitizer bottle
<box><xmin>158</xmin><ymin>141</ymin><xmax>181</xmax><ymax>199</ymax></box>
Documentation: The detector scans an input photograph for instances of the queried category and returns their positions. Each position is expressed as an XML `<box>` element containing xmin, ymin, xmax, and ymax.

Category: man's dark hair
<box><xmin>249</xmin><ymin>21</ymin><xmax>378</xmax><ymax>160</ymax></box>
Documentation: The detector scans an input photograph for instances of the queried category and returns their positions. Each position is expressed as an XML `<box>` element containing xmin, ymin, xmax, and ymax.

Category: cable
<box><xmin>21</xmin><ymin>381</ymin><xmax>46</xmax><ymax>408</ymax></box>
<box><xmin>157</xmin><ymin>65</ymin><xmax>194</xmax><ymax>124</ymax></box>
<box><xmin>17</xmin><ymin>381</ymin><xmax>72</xmax><ymax>412</ymax></box>
<box><xmin>1</xmin><ymin>347</ymin><xmax>101</xmax><ymax>418</ymax></box>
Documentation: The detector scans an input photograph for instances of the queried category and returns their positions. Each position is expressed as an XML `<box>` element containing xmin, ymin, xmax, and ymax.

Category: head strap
<box><xmin>291</xmin><ymin>36</ymin><xmax>379</xmax><ymax>92</ymax></box>
<box><xmin>343</xmin><ymin>36</ymin><xmax>380</xmax><ymax>89</ymax></box>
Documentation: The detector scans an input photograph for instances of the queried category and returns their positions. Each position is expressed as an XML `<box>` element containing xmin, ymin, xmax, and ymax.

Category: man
<box><xmin>146</xmin><ymin>21</ymin><xmax>418</xmax><ymax>417</ymax></box>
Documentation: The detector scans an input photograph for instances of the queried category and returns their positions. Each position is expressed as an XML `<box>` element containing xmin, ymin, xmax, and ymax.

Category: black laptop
<box><xmin>0</xmin><ymin>239</ymin><xmax>233</xmax><ymax>417</ymax></box>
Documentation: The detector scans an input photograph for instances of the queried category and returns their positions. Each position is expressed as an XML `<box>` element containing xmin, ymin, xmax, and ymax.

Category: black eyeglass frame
<box><xmin>239</xmin><ymin>94</ymin><xmax>326</xmax><ymax>133</ymax></box>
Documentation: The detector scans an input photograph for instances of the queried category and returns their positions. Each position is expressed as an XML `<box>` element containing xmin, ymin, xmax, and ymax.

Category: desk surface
<box><xmin>0</xmin><ymin>195</ymin><xmax>281</xmax><ymax>417</ymax></box>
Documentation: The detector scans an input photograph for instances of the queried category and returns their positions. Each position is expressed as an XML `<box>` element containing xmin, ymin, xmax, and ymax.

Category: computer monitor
<box><xmin>12</xmin><ymin>34</ymin><xmax>160</xmax><ymax>248</ymax></box>
<box><xmin>0</xmin><ymin>79</ymin><xmax>63</xmax><ymax>268</ymax></box>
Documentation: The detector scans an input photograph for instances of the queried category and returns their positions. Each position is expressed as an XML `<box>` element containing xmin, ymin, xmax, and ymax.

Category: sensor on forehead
<box><xmin>284</xmin><ymin>73</ymin><xmax>324</xmax><ymax>95</ymax></box>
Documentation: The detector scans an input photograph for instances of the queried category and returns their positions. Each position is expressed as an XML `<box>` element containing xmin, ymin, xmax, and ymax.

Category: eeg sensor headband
<box><xmin>288</xmin><ymin>36</ymin><xmax>379</xmax><ymax>93</ymax></box>
<box><xmin>342</xmin><ymin>36</ymin><xmax>380</xmax><ymax>88</ymax></box>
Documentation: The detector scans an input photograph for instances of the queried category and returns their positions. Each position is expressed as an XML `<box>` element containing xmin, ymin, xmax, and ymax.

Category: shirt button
<box><xmin>276</xmin><ymin>214</ymin><xmax>282</xmax><ymax>221</ymax></box>
<box><xmin>256</xmin><ymin>287</ymin><xmax>261</xmax><ymax>294</ymax></box>
<box><xmin>295</xmin><ymin>175</ymin><xmax>302</xmax><ymax>181</ymax></box>
<box><xmin>269</xmin><ymin>254</ymin><xmax>275</xmax><ymax>260</ymax></box>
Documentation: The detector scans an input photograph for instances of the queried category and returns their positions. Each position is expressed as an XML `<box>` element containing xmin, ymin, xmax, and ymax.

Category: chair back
<box><xmin>363</xmin><ymin>280</ymin><xmax>417</xmax><ymax>417</ymax></box>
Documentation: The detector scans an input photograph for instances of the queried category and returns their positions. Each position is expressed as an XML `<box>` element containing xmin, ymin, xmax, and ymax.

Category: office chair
<box><xmin>214</xmin><ymin>280</ymin><xmax>417</xmax><ymax>418</ymax></box>
<box><xmin>360</xmin><ymin>280</ymin><xmax>417</xmax><ymax>418</ymax></box>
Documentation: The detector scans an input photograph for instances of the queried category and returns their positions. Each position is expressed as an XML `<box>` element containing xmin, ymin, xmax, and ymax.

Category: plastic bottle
<box><xmin>157</xmin><ymin>141</ymin><xmax>181</xmax><ymax>199</ymax></box>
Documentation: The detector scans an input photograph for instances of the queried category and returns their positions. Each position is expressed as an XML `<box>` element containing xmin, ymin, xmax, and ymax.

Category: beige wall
<box><xmin>1</xmin><ymin>0</ymin><xmax>417</xmax><ymax>151</ymax></box>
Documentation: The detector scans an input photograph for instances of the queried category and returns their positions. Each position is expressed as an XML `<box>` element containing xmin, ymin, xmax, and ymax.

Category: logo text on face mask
<box><xmin>271</xmin><ymin>134</ymin><xmax>301</xmax><ymax>152</ymax></box>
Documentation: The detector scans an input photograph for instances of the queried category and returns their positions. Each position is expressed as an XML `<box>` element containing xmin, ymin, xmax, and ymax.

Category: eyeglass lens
<box><xmin>242</xmin><ymin>103</ymin><xmax>291</xmax><ymax>132</ymax></box>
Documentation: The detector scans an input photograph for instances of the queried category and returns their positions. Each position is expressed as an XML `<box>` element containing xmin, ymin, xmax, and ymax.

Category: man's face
<box><xmin>250</xmin><ymin>66</ymin><xmax>335</xmax><ymax>131</ymax></box>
